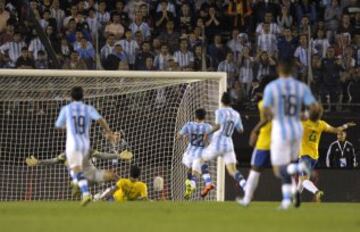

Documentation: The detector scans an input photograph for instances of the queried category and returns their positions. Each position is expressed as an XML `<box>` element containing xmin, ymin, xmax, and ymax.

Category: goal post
<box><xmin>0</xmin><ymin>69</ymin><xmax>226</xmax><ymax>201</ymax></box>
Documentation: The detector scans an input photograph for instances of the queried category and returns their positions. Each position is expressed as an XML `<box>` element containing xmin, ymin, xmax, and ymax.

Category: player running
<box><xmin>261</xmin><ymin>59</ymin><xmax>320</xmax><ymax>209</ymax></box>
<box><xmin>94</xmin><ymin>165</ymin><xmax>148</xmax><ymax>202</ymax></box>
<box><xmin>298</xmin><ymin>106</ymin><xmax>355</xmax><ymax>202</ymax></box>
<box><xmin>237</xmin><ymin>75</ymin><xmax>275</xmax><ymax>207</ymax></box>
<box><xmin>189</xmin><ymin>92</ymin><xmax>246</xmax><ymax>198</ymax></box>
<box><xmin>55</xmin><ymin>86</ymin><xmax>117</xmax><ymax>206</ymax></box>
<box><xmin>177</xmin><ymin>108</ymin><xmax>213</xmax><ymax>199</ymax></box>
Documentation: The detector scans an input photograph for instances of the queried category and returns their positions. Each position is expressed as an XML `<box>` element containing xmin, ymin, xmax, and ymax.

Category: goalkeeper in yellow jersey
<box><xmin>298</xmin><ymin>106</ymin><xmax>355</xmax><ymax>202</ymax></box>
<box><xmin>94</xmin><ymin>165</ymin><xmax>148</xmax><ymax>202</ymax></box>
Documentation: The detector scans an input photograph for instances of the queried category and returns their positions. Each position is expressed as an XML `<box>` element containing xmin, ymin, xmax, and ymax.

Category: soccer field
<box><xmin>0</xmin><ymin>202</ymin><xmax>359</xmax><ymax>232</ymax></box>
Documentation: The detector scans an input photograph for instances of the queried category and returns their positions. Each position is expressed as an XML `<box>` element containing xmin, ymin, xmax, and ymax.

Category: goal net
<box><xmin>0</xmin><ymin>69</ymin><xmax>226</xmax><ymax>201</ymax></box>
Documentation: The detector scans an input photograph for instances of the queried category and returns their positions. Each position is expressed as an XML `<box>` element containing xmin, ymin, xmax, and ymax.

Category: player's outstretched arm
<box><xmin>92</xmin><ymin>149</ymin><xmax>133</xmax><ymax>161</ymax></box>
<box><xmin>25</xmin><ymin>153</ymin><xmax>65</xmax><ymax>166</ymax></box>
<box><xmin>325</xmin><ymin>122</ymin><xmax>357</xmax><ymax>134</ymax></box>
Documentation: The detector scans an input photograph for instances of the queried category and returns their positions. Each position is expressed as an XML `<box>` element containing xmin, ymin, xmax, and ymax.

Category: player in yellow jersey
<box><xmin>237</xmin><ymin>75</ymin><xmax>274</xmax><ymax>207</ymax></box>
<box><xmin>298</xmin><ymin>106</ymin><xmax>355</xmax><ymax>202</ymax></box>
<box><xmin>94</xmin><ymin>165</ymin><xmax>148</xmax><ymax>202</ymax></box>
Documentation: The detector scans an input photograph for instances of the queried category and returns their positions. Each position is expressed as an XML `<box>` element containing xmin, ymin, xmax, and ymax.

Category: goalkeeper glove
<box><xmin>25</xmin><ymin>155</ymin><xmax>39</xmax><ymax>167</ymax></box>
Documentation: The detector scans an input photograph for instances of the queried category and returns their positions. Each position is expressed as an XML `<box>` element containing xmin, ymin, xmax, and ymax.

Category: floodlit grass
<box><xmin>0</xmin><ymin>201</ymin><xmax>359</xmax><ymax>232</ymax></box>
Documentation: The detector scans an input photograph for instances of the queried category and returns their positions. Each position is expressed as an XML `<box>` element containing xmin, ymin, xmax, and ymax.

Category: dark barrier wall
<box><xmin>234</xmin><ymin>112</ymin><xmax>360</xmax><ymax>168</ymax></box>
<box><xmin>225</xmin><ymin>168</ymin><xmax>360</xmax><ymax>202</ymax></box>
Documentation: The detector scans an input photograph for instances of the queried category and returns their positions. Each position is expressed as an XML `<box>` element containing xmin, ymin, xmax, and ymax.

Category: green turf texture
<box><xmin>0</xmin><ymin>201</ymin><xmax>359</xmax><ymax>232</ymax></box>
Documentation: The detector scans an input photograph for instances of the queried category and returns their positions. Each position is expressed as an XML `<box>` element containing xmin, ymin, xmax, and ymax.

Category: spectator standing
<box><xmin>277</xmin><ymin>27</ymin><xmax>297</xmax><ymax>61</ymax></box>
<box><xmin>120</xmin><ymin>30</ymin><xmax>139</xmax><ymax>69</ymax></box>
<box><xmin>238</xmin><ymin>46</ymin><xmax>254</xmax><ymax>96</ymax></box>
<box><xmin>104</xmin><ymin>13</ymin><xmax>125</xmax><ymax>40</ymax></box>
<box><xmin>155</xmin><ymin>0</ymin><xmax>175</xmax><ymax>32</ymax></box>
<box><xmin>218</xmin><ymin>52</ymin><xmax>238</xmax><ymax>87</ymax></box>
<box><xmin>320</xmin><ymin>46</ymin><xmax>343</xmax><ymax>111</ymax></box>
<box><xmin>257</xmin><ymin>23</ymin><xmax>278</xmax><ymax>57</ymax></box>
<box><xmin>277</xmin><ymin>4</ymin><xmax>293</xmax><ymax>29</ymax></box>
<box><xmin>205</xmin><ymin>6</ymin><xmax>221</xmax><ymax>42</ymax></box>
<box><xmin>153</xmin><ymin>44</ymin><xmax>171</xmax><ymax>71</ymax></box>
<box><xmin>158</xmin><ymin>21</ymin><xmax>180</xmax><ymax>53</ymax></box>
<box><xmin>129</xmin><ymin>11</ymin><xmax>151</xmax><ymax>40</ymax></box>
<box><xmin>173</xmin><ymin>39</ymin><xmax>194</xmax><ymax>70</ymax></box>
<box><xmin>254</xmin><ymin>51</ymin><xmax>276</xmax><ymax>82</ymax></box>
<box><xmin>0</xmin><ymin>32</ymin><xmax>26</xmax><ymax>67</ymax></box>
<box><xmin>208</xmin><ymin>35</ymin><xmax>227</xmax><ymax>69</ymax></box>
<box><xmin>135</xmin><ymin>41</ymin><xmax>154</xmax><ymax>70</ymax></box>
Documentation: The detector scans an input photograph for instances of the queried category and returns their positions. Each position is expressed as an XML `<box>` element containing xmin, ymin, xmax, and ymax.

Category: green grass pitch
<box><xmin>0</xmin><ymin>201</ymin><xmax>359</xmax><ymax>232</ymax></box>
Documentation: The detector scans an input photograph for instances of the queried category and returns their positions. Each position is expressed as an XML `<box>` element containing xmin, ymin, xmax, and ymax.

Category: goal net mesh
<box><xmin>0</xmin><ymin>72</ymin><xmax>222</xmax><ymax>201</ymax></box>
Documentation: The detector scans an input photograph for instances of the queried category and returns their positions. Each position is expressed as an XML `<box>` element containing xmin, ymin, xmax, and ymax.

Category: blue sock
<box><xmin>76</xmin><ymin>172</ymin><xmax>90</xmax><ymax>196</ymax></box>
<box><xmin>201</xmin><ymin>164</ymin><xmax>209</xmax><ymax>174</ymax></box>
<box><xmin>234</xmin><ymin>171</ymin><xmax>246</xmax><ymax>189</ymax></box>
<box><xmin>187</xmin><ymin>172</ymin><xmax>192</xmax><ymax>180</ymax></box>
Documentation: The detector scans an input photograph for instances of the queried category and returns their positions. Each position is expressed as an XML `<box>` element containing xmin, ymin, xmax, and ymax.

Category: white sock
<box><xmin>190</xmin><ymin>180</ymin><xmax>196</xmax><ymax>189</ymax></box>
<box><xmin>243</xmin><ymin>170</ymin><xmax>260</xmax><ymax>203</ymax></box>
<box><xmin>202</xmin><ymin>173</ymin><xmax>212</xmax><ymax>186</ymax></box>
<box><xmin>302</xmin><ymin>180</ymin><xmax>319</xmax><ymax>194</ymax></box>
<box><xmin>282</xmin><ymin>184</ymin><xmax>292</xmax><ymax>202</ymax></box>
<box><xmin>69</xmin><ymin>170</ymin><xmax>78</xmax><ymax>185</ymax></box>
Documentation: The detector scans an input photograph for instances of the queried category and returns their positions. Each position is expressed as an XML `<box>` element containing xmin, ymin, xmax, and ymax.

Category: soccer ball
<box><xmin>153</xmin><ymin>176</ymin><xmax>164</xmax><ymax>192</ymax></box>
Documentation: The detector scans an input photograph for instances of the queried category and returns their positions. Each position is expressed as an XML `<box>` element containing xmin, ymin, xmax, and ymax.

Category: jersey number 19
<box><xmin>73</xmin><ymin>116</ymin><xmax>85</xmax><ymax>134</ymax></box>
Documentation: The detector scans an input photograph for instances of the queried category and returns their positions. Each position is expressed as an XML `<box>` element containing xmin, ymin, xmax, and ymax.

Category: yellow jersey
<box><xmin>113</xmin><ymin>178</ymin><xmax>148</xmax><ymax>202</ymax></box>
<box><xmin>300</xmin><ymin>120</ymin><xmax>330</xmax><ymax>160</ymax></box>
<box><xmin>255</xmin><ymin>100</ymin><xmax>271</xmax><ymax>150</ymax></box>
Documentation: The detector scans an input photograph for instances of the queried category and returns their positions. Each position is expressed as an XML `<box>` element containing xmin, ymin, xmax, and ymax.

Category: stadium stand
<box><xmin>0</xmin><ymin>0</ymin><xmax>359</xmax><ymax>111</ymax></box>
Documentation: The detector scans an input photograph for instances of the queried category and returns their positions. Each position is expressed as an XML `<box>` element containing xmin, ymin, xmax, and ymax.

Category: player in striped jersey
<box><xmin>262</xmin><ymin>59</ymin><xmax>319</xmax><ymax>209</ymax></box>
<box><xmin>178</xmin><ymin>108</ymin><xmax>213</xmax><ymax>199</ymax></box>
<box><xmin>298</xmin><ymin>106</ymin><xmax>355</xmax><ymax>202</ymax></box>
<box><xmin>190</xmin><ymin>92</ymin><xmax>246</xmax><ymax>198</ymax></box>
<box><xmin>55</xmin><ymin>86</ymin><xmax>117</xmax><ymax>206</ymax></box>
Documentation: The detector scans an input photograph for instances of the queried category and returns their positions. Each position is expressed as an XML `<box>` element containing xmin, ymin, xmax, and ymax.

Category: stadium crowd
<box><xmin>0</xmin><ymin>0</ymin><xmax>359</xmax><ymax>110</ymax></box>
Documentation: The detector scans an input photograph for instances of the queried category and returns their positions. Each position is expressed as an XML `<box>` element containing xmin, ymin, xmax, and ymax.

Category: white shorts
<box><xmin>202</xmin><ymin>144</ymin><xmax>237</xmax><ymax>165</ymax></box>
<box><xmin>83</xmin><ymin>165</ymin><xmax>108</xmax><ymax>183</ymax></box>
<box><xmin>182</xmin><ymin>151</ymin><xmax>196</xmax><ymax>169</ymax></box>
<box><xmin>65</xmin><ymin>149</ymin><xmax>89</xmax><ymax>169</ymax></box>
<box><xmin>271</xmin><ymin>138</ymin><xmax>301</xmax><ymax>166</ymax></box>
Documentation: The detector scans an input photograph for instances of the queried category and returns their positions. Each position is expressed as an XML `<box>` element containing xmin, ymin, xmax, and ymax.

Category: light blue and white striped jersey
<box><xmin>179</xmin><ymin>121</ymin><xmax>213</xmax><ymax>158</ymax></box>
<box><xmin>211</xmin><ymin>108</ymin><xmax>243</xmax><ymax>152</ymax></box>
<box><xmin>55</xmin><ymin>101</ymin><xmax>102</xmax><ymax>154</ymax></box>
<box><xmin>263</xmin><ymin>77</ymin><xmax>316</xmax><ymax>141</ymax></box>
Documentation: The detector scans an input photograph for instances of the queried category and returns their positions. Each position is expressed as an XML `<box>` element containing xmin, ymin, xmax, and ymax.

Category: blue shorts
<box><xmin>299</xmin><ymin>155</ymin><xmax>318</xmax><ymax>175</ymax></box>
<box><xmin>251</xmin><ymin>149</ymin><xmax>271</xmax><ymax>168</ymax></box>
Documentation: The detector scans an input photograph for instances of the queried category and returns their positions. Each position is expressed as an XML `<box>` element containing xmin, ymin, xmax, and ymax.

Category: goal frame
<box><xmin>0</xmin><ymin>69</ymin><xmax>227</xmax><ymax>201</ymax></box>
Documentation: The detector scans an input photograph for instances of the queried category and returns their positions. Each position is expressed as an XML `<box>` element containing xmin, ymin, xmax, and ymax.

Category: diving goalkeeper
<box><xmin>25</xmin><ymin>132</ymin><xmax>133</xmax><ymax>194</ymax></box>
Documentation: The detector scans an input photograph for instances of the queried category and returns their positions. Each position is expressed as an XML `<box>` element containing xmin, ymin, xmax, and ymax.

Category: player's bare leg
<box><xmin>298</xmin><ymin>175</ymin><xmax>324</xmax><ymax>202</ymax></box>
